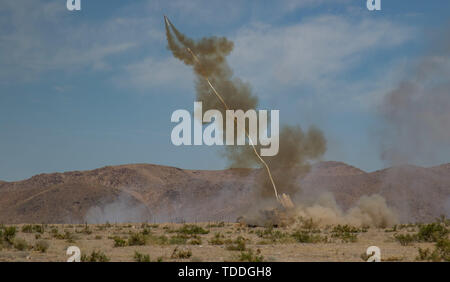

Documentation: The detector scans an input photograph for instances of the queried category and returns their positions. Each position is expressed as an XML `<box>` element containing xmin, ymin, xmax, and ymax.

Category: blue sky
<box><xmin>1</xmin><ymin>0</ymin><xmax>449</xmax><ymax>181</ymax></box>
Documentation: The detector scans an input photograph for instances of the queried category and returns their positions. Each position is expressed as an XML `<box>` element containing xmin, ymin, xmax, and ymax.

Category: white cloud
<box><xmin>228</xmin><ymin>15</ymin><xmax>414</xmax><ymax>109</ymax></box>
<box><xmin>0</xmin><ymin>0</ymin><xmax>414</xmax><ymax>110</ymax></box>
<box><xmin>119</xmin><ymin>57</ymin><xmax>194</xmax><ymax>92</ymax></box>
<box><xmin>0</xmin><ymin>1</ymin><xmax>161</xmax><ymax>83</ymax></box>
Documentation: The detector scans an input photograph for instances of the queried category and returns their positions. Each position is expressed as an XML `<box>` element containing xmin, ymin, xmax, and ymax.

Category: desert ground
<box><xmin>1</xmin><ymin>162</ymin><xmax>449</xmax><ymax>262</ymax></box>
<box><xmin>0</xmin><ymin>219</ymin><xmax>449</xmax><ymax>262</ymax></box>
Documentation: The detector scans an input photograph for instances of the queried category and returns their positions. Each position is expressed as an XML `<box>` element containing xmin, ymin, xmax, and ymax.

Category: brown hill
<box><xmin>0</xmin><ymin>162</ymin><xmax>448</xmax><ymax>224</ymax></box>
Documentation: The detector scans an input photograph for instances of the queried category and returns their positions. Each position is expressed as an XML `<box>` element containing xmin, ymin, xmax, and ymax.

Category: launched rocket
<box><xmin>164</xmin><ymin>16</ymin><xmax>294</xmax><ymax>209</ymax></box>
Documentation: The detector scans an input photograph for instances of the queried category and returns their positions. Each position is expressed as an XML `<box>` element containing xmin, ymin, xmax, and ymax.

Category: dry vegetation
<box><xmin>0</xmin><ymin>217</ymin><xmax>449</xmax><ymax>262</ymax></box>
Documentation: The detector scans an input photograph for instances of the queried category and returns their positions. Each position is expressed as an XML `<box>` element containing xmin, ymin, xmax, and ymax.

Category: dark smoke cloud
<box><xmin>165</xmin><ymin>18</ymin><xmax>326</xmax><ymax>199</ymax></box>
<box><xmin>380</xmin><ymin>26</ymin><xmax>450</xmax><ymax>166</ymax></box>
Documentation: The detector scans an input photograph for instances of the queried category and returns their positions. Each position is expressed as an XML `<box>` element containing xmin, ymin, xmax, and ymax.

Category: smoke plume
<box><xmin>165</xmin><ymin>17</ymin><xmax>326</xmax><ymax>199</ymax></box>
<box><xmin>380</xmin><ymin>26</ymin><xmax>450</xmax><ymax>166</ymax></box>
<box><xmin>295</xmin><ymin>193</ymin><xmax>398</xmax><ymax>228</ymax></box>
<box><xmin>165</xmin><ymin>18</ymin><xmax>398</xmax><ymax>227</ymax></box>
<box><xmin>84</xmin><ymin>192</ymin><xmax>151</xmax><ymax>224</ymax></box>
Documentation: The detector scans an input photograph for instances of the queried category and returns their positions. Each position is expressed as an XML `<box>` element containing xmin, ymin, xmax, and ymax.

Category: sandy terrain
<box><xmin>0</xmin><ymin>221</ymin><xmax>447</xmax><ymax>262</ymax></box>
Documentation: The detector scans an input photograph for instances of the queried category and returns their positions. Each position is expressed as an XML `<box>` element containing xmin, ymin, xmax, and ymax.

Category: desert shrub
<box><xmin>417</xmin><ymin>248</ymin><xmax>437</xmax><ymax>261</ymax></box>
<box><xmin>113</xmin><ymin>237</ymin><xmax>127</xmax><ymax>247</ymax></box>
<box><xmin>171</xmin><ymin>247</ymin><xmax>192</xmax><ymax>259</ymax></box>
<box><xmin>33</xmin><ymin>225</ymin><xmax>44</xmax><ymax>234</ymax></box>
<box><xmin>141</xmin><ymin>228</ymin><xmax>151</xmax><ymax>235</ymax></box>
<box><xmin>77</xmin><ymin>226</ymin><xmax>92</xmax><ymax>235</ymax></box>
<box><xmin>147</xmin><ymin>234</ymin><xmax>169</xmax><ymax>245</ymax></box>
<box><xmin>13</xmin><ymin>238</ymin><xmax>29</xmax><ymax>251</ymax></box>
<box><xmin>34</xmin><ymin>240</ymin><xmax>49</xmax><ymax>253</ymax></box>
<box><xmin>256</xmin><ymin>228</ymin><xmax>289</xmax><ymax>243</ymax></box>
<box><xmin>291</xmin><ymin>230</ymin><xmax>325</xmax><ymax>243</ymax></box>
<box><xmin>169</xmin><ymin>234</ymin><xmax>189</xmax><ymax>245</ymax></box>
<box><xmin>22</xmin><ymin>224</ymin><xmax>44</xmax><ymax>234</ymax></box>
<box><xmin>385</xmin><ymin>225</ymin><xmax>397</xmax><ymax>232</ymax></box>
<box><xmin>21</xmin><ymin>225</ymin><xmax>33</xmax><ymax>233</ymax></box>
<box><xmin>134</xmin><ymin>251</ymin><xmax>151</xmax><ymax>262</ymax></box>
<box><xmin>237</xmin><ymin>249</ymin><xmax>264</xmax><ymax>262</ymax></box>
<box><xmin>53</xmin><ymin>231</ymin><xmax>75</xmax><ymax>242</ymax></box>
<box><xmin>225</xmin><ymin>236</ymin><xmax>247</xmax><ymax>251</ymax></box>
<box><xmin>188</xmin><ymin>236</ymin><xmax>202</xmax><ymax>245</ymax></box>
<box><xmin>128</xmin><ymin>233</ymin><xmax>146</xmax><ymax>246</ymax></box>
<box><xmin>95</xmin><ymin>235</ymin><xmax>102</xmax><ymax>240</ymax></box>
<box><xmin>2</xmin><ymin>226</ymin><xmax>17</xmax><ymax>245</ymax></box>
<box><xmin>434</xmin><ymin>238</ymin><xmax>450</xmax><ymax>261</ymax></box>
<box><xmin>175</xmin><ymin>224</ymin><xmax>209</xmax><ymax>235</ymax></box>
<box><xmin>394</xmin><ymin>234</ymin><xmax>417</xmax><ymax>246</ymax></box>
<box><xmin>81</xmin><ymin>250</ymin><xmax>110</xmax><ymax>262</ymax></box>
<box><xmin>331</xmin><ymin>225</ymin><xmax>359</xmax><ymax>243</ymax></box>
<box><xmin>417</xmin><ymin>238</ymin><xmax>450</xmax><ymax>262</ymax></box>
<box><xmin>417</xmin><ymin>223</ymin><xmax>448</xmax><ymax>242</ymax></box>
<box><xmin>209</xmin><ymin>232</ymin><xmax>225</xmax><ymax>245</ymax></box>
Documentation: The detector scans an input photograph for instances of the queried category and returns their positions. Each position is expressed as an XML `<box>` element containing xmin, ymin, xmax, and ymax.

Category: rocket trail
<box><xmin>165</xmin><ymin>16</ymin><xmax>290</xmax><ymax>205</ymax></box>
<box><xmin>186</xmin><ymin>47</ymin><xmax>280</xmax><ymax>201</ymax></box>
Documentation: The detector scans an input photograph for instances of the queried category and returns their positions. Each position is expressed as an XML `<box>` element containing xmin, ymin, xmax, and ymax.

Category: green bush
<box><xmin>169</xmin><ymin>234</ymin><xmax>188</xmax><ymax>245</ymax></box>
<box><xmin>416</xmin><ymin>238</ymin><xmax>450</xmax><ymax>262</ymax></box>
<box><xmin>77</xmin><ymin>226</ymin><xmax>92</xmax><ymax>235</ymax></box>
<box><xmin>34</xmin><ymin>240</ymin><xmax>49</xmax><ymax>253</ymax></box>
<box><xmin>32</xmin><ymin>225</ymin><xmax>44</xmax><ymax>234</ymax></box>
<box><xmin>394</xmin><ymin>234</ymin><xmax>416</xmax><ymax>246</ymax></box>
<box><xmin>209</xmin><ymin>233</ymin><xmax>225</xmax><ymax>245</ymax></box>
<box><xmin>128</xmin><ymin>233</ymin><xmax>146</xmax><ymax>246</ymax></box>
<box><xmin>188</xmin><ymin>236</ymin><xmax>202</xmax><ymax>245</ymax></box>
<box><xmin>13</xmin><ymin>238</ymin><xmax>29</xmax><ymax>251</ymax></box>
<box><xmin>21</xmin><ymin>225</ymin><xmax>33</xmax><ymax>233</ymax></box>
<box><xmin>134</xmin><ymin>251</ymin><xmax>151</xmax><ymax>262</ymax></box>
<box><xmin>53</xmin><ymin>231</ymin><xmax>75</xmax><ymax>242</ymax></box>
<box><xmin>434</xmin><ymin>238</ymin><xmax>450</xmax><ymax>261</ymax></box>
<box><xmin>331</xmin><ymin>225</ymin><xmax>359</xmax><ymax>243</ymax></box>
<box><xmin>256</xmin><ymin>227</ymin><xmax>289</xmax><ymax>243</ymax></box>
<box><xmin>147</xmin><ymin>234</ymin><xmax>169</xmax><ymax>245</ymax></box>
<box><xmin>21</xmin><ymin>225</ymin><xmax>44</xmax><ymax>234</ymax></box>
<box><xmin>417</xmin><ymin>223</ymin><xmax>448</xmax><ymax>242</ymax></box>
<box><xmin>3</xmin><ymin>226</ymin><xmax>17</xmax><ymax>244</ymax></box>
<box><xmin>237</xmin><ymin>249</ymin><xmax>264</xmax><ymax>262</ymax></box>
<box><xmin>175</xmin><ymin>224</ymin><xmax>209</xmax><ymax>235</ymax></box>
<box><xmin>113</xmin><ymin>237</ymin><xmax>127</xmax><ymax>247</ymax></box>
<box><xmin>171</xmin><ymin>247</ymin><xmax>192</xmax><ymax>259</ymax></box>
<box><xmin>225</xmin><ymin>236</ymin><xmax>247</xmax><ymax>251</ymax></box>
<box><xmin>81</xmin><ymin>250</ymin><xmax>110</xmax><ymax>262</ymax></box>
